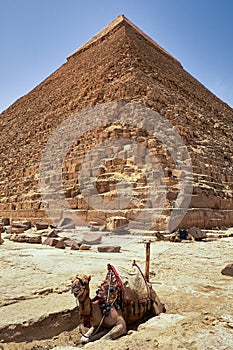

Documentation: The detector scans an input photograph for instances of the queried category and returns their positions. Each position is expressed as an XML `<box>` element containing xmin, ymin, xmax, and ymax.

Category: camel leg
<box><xmin>80</xmin><ymin>327</ymin><xmax>110</xmax><ymax>344</ymax></box>
<box><xmin>149</xmin><ymin>286</ymin><xmax>166</xmax><ymax>316</ymax></box>
<box><xmin>80</xmin><ymin>326</ymin><xmax>96</xmax><ymax>344</ymax></box>
<box><xmin>89</xmin><ymin>329</ymin><xmax>109</xmax><ymax>342</ymax></box>
<box><xmin>101</xmin><ymin>321</ymin><xmax>127</xmax><ymax>341</ymax></box>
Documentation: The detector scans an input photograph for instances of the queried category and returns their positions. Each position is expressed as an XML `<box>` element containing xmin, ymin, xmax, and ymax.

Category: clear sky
<box><xmin>0</xmin><ymin>0</ymin><xmax>233</xmax><ymax>113</ymax></box>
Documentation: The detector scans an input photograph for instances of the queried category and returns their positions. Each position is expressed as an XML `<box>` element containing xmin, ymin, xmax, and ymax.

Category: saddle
<box><xmin>91</xmin><ymin>264</ymin><xmax>124</xmax><ymax>316</ymax></box>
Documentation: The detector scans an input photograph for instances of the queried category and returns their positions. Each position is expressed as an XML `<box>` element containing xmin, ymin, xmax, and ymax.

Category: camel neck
<box><xmin>79</xmin><ymin>292</ymin><xmax>91</xmax><ymax>317</ymax></box>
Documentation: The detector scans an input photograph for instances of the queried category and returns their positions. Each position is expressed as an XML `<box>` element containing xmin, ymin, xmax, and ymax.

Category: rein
<box><xmin>74</xmin><ymin>282</ymin><xmax>107</xmax><ymax>339</ymax></box>
<box><xmin>77</xmin><ymin>292</ymin><xmax>106</xmax><ymax>339</ymax></box>
<box><xmin>132</xmin><ymin>260</ymin><xmax>151</xmax><ymax>299</ymax></box>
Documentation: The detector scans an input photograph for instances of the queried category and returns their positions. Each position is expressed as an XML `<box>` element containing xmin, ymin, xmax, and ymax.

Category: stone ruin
<box><xmin>0</xmin><ymin>15</ymin><xmax>232</xmax><ymax>231</ymax></box>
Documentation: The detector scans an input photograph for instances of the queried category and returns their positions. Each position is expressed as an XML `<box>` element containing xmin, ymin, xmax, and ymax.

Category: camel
<box><xmin>71</xmin><ymin>263</ymin><xmax>165</xmax><ymax>344</ymax></box>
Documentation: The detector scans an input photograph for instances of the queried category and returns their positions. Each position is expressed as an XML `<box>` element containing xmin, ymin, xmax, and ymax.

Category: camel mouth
<box><xmin>71</xmin><ymin>286</ymin><xmax>81</xmax><ymax>295</ymax></box>
<box><xmin>71</xmin><ymin>282</ymin><xmax>86</xmax><ymax>297</ymax></box>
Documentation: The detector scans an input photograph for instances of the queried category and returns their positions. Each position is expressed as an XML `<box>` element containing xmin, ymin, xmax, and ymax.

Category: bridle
<box><xmin>71</xmin><ymin>278</ymin><xmax>89</xmax><ymax>297</ymax></box>
<box><xmin>71</xmin><ymin>276</ymin><xmax>106</xmax><ymax>339</ymax></box>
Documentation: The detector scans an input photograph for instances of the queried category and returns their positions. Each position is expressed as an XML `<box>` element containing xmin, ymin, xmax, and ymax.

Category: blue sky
<box><xmin>0</xmin><ymin>0</ymin><xmax>233</xmax><ymax>112</ymax></box>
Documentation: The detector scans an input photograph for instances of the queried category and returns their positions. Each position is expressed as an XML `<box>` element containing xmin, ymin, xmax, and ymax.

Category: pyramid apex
<box><xmin>67</xmin><ymin>15</ymin><xmax>180</xmax><ymax>65</ymax></box>
<box><xmin>67</xmin><ymin>14</ymin><xmax>128</xmax><ymax>59</ymax></box>
<box><xmin>116</xmin><ymin>14</ymin><xmax>126</xmax><ymax>20</ymax></box>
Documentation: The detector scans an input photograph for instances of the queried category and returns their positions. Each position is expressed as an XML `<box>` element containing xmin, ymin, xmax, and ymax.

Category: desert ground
<box><xmin>0</xmin><ymin>228</ymin><xmax>233</xmax><ymax>350</ymax></box>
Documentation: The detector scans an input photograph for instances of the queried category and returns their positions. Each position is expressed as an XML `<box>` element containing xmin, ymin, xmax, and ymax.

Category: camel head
<box><xmin>71</xmin><ymin>274</ymin><xmax>91</xmax><ymax>300</ymax></box>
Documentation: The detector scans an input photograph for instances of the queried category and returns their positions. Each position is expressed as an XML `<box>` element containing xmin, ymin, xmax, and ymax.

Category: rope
<box><xmin>132</xmin><ymin>260</ymin><xmax>151</xmax><ymax>299</ymax></box>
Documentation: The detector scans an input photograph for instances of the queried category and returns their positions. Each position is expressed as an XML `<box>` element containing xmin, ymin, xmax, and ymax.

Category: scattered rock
<box><xmin>79</xmin><ymin>244</ymin><xmax>91</xmax><ymax>250</ymax></box>
<box><xmin>9</xmin><ymin>234</ymin><xmax>41</xmax><ymax>244</ymax></box>
<box><xmin>57</xmin><ymin>217</ymin><xmax>75</xmax><ymax>230</ymax></box>
<box><xmin>11</xmin><ymin>221</ymin><xmax>31</xmax><ymax>230</ymax></box>
<box><xmin>63</xmin><ymin>239</ymin><xmax>73</xmax><ymax>247</ymax></box>
<box><xmin>221</xmin><ymin>263</ymin><xmax>233</xmax><ymax>277</ymax></box>
<box><xmin>70</xmin><ymin>240</ymin><xmax>81</xmax><ymax>250</ymax></box>
<box><xmin>2</xmin><ymin>233</ymin><xmax>11</xmax><ymax>240</ymax></box>
<box><xmin>88</xmin><ymin>221</ymin><xmax>107</xmax><ymax>232</ymax></box>
<box><xmin>106</xmin><ymin>216</ymin><xmax>129</xmax><ymax>232</ymax></box>
<box><xmin>27</xmin><ymin>236</ymin><xmax>42</xmax><ymax>244</ymax></box>
<box><xmin>42</xmin><ymin>237</ymin><xmax>59</xmax><ymax>246</ymax></box>
<box><xmin>55</xmin><ymin>240</ymin><xmax>66</xmax><ymax>249</ymax></box>
<box><xmin>88</xmin><ymin>221</ymin><xmax>101</xmax><ymax>228</ymax></box>
<box><xmin>97</xmin><ymin>245</ymin><xmax>121</xmax><ymax>253</ymax></box>
<box><xmin>6</xmin><ymin>226</ymin><xmax>28</xmax><ymax>234</ymax></box>
<box><xmin>81</xmin><ymin>234</ymin><xmax>102</xmax><ymax>245</ymax></box>
<box><xmin>36</xmin><ymin>222</ymin><xmax>49</xmax><ymax>230</ymax></box>
<box><xmin>63</xmin><ymin>239</ymin><xmax>79</xmax><ymax>247</ymax></box>
<box><xmin>1</xmin><ymin>217</ymin><xmax>10</xmax><ymax>226</ymax></box>
<box><xmin>188</xmin><ymin>227</ymin><xmax>207</xmax><ymax>240</ymax></box>
<box><xmin>0</xmin><ymin>232</ymin><xmax>4</xmax><ymax>245</ymax></box>
<box><xmin>47</xmin><ymin>229</ymin><xmax>59</xmax><ymax>238</ymax></box>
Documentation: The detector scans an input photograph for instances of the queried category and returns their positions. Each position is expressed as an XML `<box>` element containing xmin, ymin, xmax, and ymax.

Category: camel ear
<box><xmin>88</xmin><ymin>275</ymin><xmax>91</xmax><ymax>282</ymax></box>
<box><xmin>71</xmin><ymin>274</ymin><xmax>78</xmax><ymax>282</ymax></box>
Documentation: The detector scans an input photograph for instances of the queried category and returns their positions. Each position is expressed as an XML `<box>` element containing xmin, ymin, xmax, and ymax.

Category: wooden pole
<box><xmin>145</xmin><ymin>242</ymin><xmax>151</xmax><ymax>282</ymax></box>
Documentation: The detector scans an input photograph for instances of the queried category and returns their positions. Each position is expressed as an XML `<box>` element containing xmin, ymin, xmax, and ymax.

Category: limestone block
<box><xmin>1</xmin><ymin>217</ymin><xmax>10</xmax><ymax>226</ymax></box>
<box><xmin>81</xmin><ymin>234</ymin><xmax>102</xmax><ymax>245</ymax></box>
<box><xmin>42</xmin><ymin>237</ymin><xmax>59</xmax><ymax>246</ymax></box>
<box><xmin>70</xmin><ymin>241</ymin><xmax>81</xmax><ymax>250</ymax></box>
<box><xmin>36</xmin><ymin>222</ymin><xmax>49</xmax><ymax>230</ymax></box>
<box><xmin>221</xmin><ymin>264</ymin><xmax>233</xmax><ymax>277</ymax></box>
<box><xmin>10</xmin><ymin>234</ymin><xmax>41</xmax><ymax>244</ymax></box>
<box><xmin>57</xmin><ymin>217</ymin><xmax>75</xmax><ymax>230</ymax></box>
<box><xmin>79</xmin><ymin>244</ymin><xmax>91</xmax><ymax>250</ymax></box>
<box><xmin>55</xmin><ymin>240</ymin><xmax>66</xmax><ymax>249</ymax></box>
<box><xmin>97</xmin><ymin>245</ymin><xmax>121</xmax><ymax>253</ymax></box>
<box><xmin>47</xmin><ymin>229</ymin><xmax>59</xmax><ymax>238</ymax></box>
<box><xmin>7</xmin><ymin>227</ymin><xmax>27</xmax><ymax>234</ymax></box>
<box><xmin>106</xmin><ymin>216</ymin><xmax>129</xmax><ymax>231</ymax></box>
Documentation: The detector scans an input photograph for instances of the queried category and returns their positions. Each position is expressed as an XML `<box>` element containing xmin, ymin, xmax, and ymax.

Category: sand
<box><xmin>0</xmin><ymin>230</ymin><xmax>233</xmax><ymax>349</ymax></box>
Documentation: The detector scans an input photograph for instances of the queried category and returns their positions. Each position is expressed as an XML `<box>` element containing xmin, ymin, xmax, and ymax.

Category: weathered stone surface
<box><xmin>2</xmin><ymin>233</ymin><xmax>11</xmax><ymax>240</ymax></box>
<box><xmin>27</xmin><ymin>236</ymin><xmax>42</xmax><ymax>244</ymax></box>
<box><xmin>47</xmin><ymin>229</ymin><xmax>59</xmax><ymax>238</ymax></box>
<box><xmin>188</xmin><ymin>227</ymin><xmax>207</xmax><ymax>240</ymax></box>
<box><xmin>81</xmin><ymin>234</ymin><xmax>102</xmax><ymax>245</ymax></box>
<box><xmin>221</xmin><ymin>263</ymin><xmax>233</xmax><ymax>277</ymax></box>
<box><xmin>70</xmin><ymin>241</ymin><xmax>81</xmax><ymax>250</ymax></box>
<box><xmin>79</xmin><ymin>244</ymin><xmax>91</xmax><ymax>250</ymax></box>
<box><xmin>63</xmin><ymin>239</ymin><xmax>81</xmax><ymax>247</ymax></box>
<box><xmin>0</xmin><ymin>232</ymin><xmax>3</xmax><ymax>245</ymax></box>
<box><xmin>1</xmin><ymin>217</ymin><xmax>10</xmax><ymax>226</ymax></box>
<box><xmin>106</xmin><ymin>216</ymin><xmax>129</xmax><ymax>232</ymax></box>
<box><xmin>88</xmin><ymin>221</ymin><xmax>101</xmax><ymax>228</ymax></box>
<box><xmin>0</xmin><ymin>15</ymin><xmax>232</xmax><ymax>230</ymax></box>
<box><xmin>36</xmin><ymin>222</ymin><xmax>49</xmax><ymax>230</ymax></box>
<box><xmin>10</xmin><ymin>234</ymin><xmax>41</xmax><ymax>244</ymax></box>
<box><xmin>42</xmin><ymin>237</ymin><xmax>59</xmax><ymax>246</ymax></box>
<box><xmin>12</xmin><ymin>221</ymin><xmax>31</xmax><ymax>230</ymax></box>
<box><xmin>97</xmin><ymin>245</ymin><xmax>121</xmax><ymax>253</ymax></box>
<box><xmin>57</xmin><ymin>218</ymin><xmax>75</xmax><ymax>230</ymax></box>
<box><xmin>7</xmin><ymin>226</ymin><xmax>28</xmax><ymax>234</ymax></box>
<box><xmin>55</xmin><ymin>240</ymin><xmax>66</xmax><ymax>249</ymax></box>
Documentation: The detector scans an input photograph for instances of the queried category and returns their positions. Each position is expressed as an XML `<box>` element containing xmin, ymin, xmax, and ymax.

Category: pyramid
<box><xmin>0</xmin><ymin>15</ymin><xmax>232</xmax><ymax>231</ymax></box>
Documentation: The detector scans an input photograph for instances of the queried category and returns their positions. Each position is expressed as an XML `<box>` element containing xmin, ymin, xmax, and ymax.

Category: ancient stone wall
<box><xmin>0</xmin><ymin>16</ymin><xmax>232</xmax><ymax>229</ymax></box>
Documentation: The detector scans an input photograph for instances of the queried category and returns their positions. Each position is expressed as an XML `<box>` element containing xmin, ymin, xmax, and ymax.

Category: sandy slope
<box><xmin>0</xmin><ymin>232</ymin><xmax>233</xmax><ymax>349</ymax></box>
